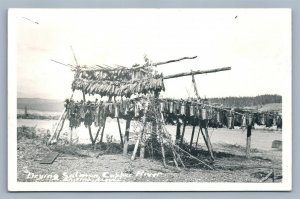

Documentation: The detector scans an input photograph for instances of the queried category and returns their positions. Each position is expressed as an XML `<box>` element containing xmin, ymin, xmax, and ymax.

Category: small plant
<box><xmin>17</xmin><ymin>126</ymin><xmax>37</xmax><ymax>140</ymax></box>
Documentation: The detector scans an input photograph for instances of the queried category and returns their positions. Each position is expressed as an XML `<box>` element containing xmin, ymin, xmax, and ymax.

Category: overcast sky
<box><xmin>11</xmin><ymin>9</ymin><xmax>291</xmax><ymax>101</ymax></box>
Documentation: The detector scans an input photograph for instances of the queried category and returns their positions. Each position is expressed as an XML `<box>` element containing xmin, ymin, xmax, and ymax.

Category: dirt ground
<box><xmin>17</xmin><ymin>127</ymin><xmax>282</xmax><ymax>183</ymax></box>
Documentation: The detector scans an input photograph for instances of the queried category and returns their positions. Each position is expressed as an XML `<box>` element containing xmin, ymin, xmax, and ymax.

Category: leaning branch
<box><xmin>132</xmin><ymin>56</ymin><xmax>197</xmax><ymax>70</ymax></box>
<box><xmin>163</xmin><ymin>67</ymin><xmax>231</xmax><ymax>80</ymax></box>
<box><xmin>151</xmin><ymin>56</ymin><xmax>197</xmax><ymax>67</ymax></box>
<box><xmin>77</xmin><ymin>56</ymin><xmax>198</xmax><ymax>72</ymax></box>
<box><xmin>50</xmin><ymin>59</ymin><xmax>76</xmax><ymax>70</ymax></box>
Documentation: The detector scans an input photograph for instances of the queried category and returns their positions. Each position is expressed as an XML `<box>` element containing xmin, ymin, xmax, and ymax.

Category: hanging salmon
<box><xmin>261</xmin><ymin>114</ymin><xmax>265</xmax><ymax>125</ymax></box>
<box><xmin>201</xmin><ymin>107</ymin><xmax>207</xmax><ymax>120</ymax></box>
<box><xmin>190</xmin><ymin>104</ymin><xmax>194</xmax><ymax>116</ymax></box>
<box><xmin>180</xmin><ymin>102</ymin><xmax>186</xmax><ymax>115</ymax></box>
<box><xmin>195</xmin><ymin>105</ymin><xmax>199</xmax><ymax>118</ymax></box>
<box><xmin>169</xmin><ymin>101</ymin><xmax>174</xmax><ymax>113</ymax></box>
<box><xmin>216</xmin><ymin>111</ymin><xmax>221</xmax><ymax>123</ymax></box>
<box><xmin>160</xmin><ymin>102</ymin><xmax>165</xmax><ymax>112</ymax></box>
<box><xmin>228</xmin><ymin>116</ymin><xmax>233</xmax><ymax>129</ymax></box>
<box><xmin>124</xmin><ymin>101</ymin><xmax>129</xmax><ymax>115</ymax></box>
<box><xmin>208</xmin><ymin>108</ymin><xmax>213</xmax><ymax>120</ymax></box>
<box><xmin>80</xmin><ymin>106</ymin><xmax>85</xmax><ymax>119</ymax></box>
<box><xmin>114</xmin><ymin>103</ymin><xmax>119</xmax><ymax>118</ymax></box>
<box><xmin>241</xmin><ymin>114</ymin><xmax>246</xmax><ymax>127</ymax></box>
<box><xmin>135</xmin><ymin>103</ymin><xmax>140</xmax><ymax>117</ymax></box>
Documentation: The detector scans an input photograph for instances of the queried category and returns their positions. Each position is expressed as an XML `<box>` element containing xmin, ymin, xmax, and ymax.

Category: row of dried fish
<box><xmin>72</xmin><ymin>77</ymin><xmax>165</xmax><ymax>97</ymax></box>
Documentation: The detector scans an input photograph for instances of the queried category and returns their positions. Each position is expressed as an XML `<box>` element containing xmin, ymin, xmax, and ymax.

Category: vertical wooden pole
<box><xmin>157</xmin><ymin>124</ymin><xmax>167</xmax><ymax>168</ymax></box>
<box><xmin>82</xmin><ymin>90</ymin><xmax>86</xmax><ymax>102</ymax></box>
<box><xmin>139</xmin><ymin>120</ymin><xmax>147</xmax><ymax>159</ymax></box>
<box><xmin>199</xmin><ymin>122</ymin><xmax>208</xmax><ymax>148</ymax></box>
<box><xmin>99</xmin><ymin>118</ymin><xmax>107</xmax><ymax>143</ymax></box>
<box><xmin>195</xmin><ymin>125</ymin><xmax>201</xmax><ymax>149</ymax></box>
<box><xmin>246</xmin><ymin>125</ymin><xmax>252</xmax><ymax>159</ymax></box>
<box><xmin>189</xmin><ymin>125</ymin><xmax>196</xmax><ymax>151</ymax></box>
<box><xmin>123</xmin><ymin>119</ymin><xmax>131</xmax><ymax>156</ymax></box>
<box><xmin>176</xmin><ymin>119</ymin><xmax>181</xmax><ymax>144</ymax></box>
<box><xmin>204</xmin><ymin>127</ymin><xmax>214</xmax><ymax>160</ymax></box>
<box><xmin>140</xmin><ymin>132</ymin><xmax>145</xmax><ymax>159</ymax></box>
<box><xmin>47</xmin><ymin>108</ymin><xmax>67</xmax><ymax>145</ymax></box>
<box><xmin>117</xmin><ymin>118</ymin><xmax>124</xmax><ymax>147</ymax></box>
<box><xmin>69</xmin><ymin>128</ymin><xmax>73</xmax><ymax>145</ymax></box>
<box><xmin>131</xmin><ymin>130</ymin><xmax>142</xmax><ymax>160</ymax></box>
<box><xmin>92</xmin><ymin>126</ymin><xmax>102</xmax><ymax>149</ymax></box>
<box><xmin>56</xmin><ymin>110</ymin><xmax>68</xmax><ymax>140</ymax></box>
<box><xmin>180</xmin><ymin>118</ymin><xmax>186</xmax><ymax>146</ymax></box>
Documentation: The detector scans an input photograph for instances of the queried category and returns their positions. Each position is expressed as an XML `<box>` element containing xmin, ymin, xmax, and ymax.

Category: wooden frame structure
<box><xmin>47</xmin><ymin>53</ymin><xmax>250</xmax><ymax>166</ymax></box>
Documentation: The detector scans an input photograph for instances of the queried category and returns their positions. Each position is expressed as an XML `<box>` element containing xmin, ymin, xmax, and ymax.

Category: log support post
<box><xmin>175</xmin><ymin>119</ymin><xmax>181</xmax><ymax>144</ymax></box>
<box><xmin>190</xmin><ymin>125</ymin><xmax>196</xmax><ymax>151</ymax></box>
<box><xmin>204</xmin><ymin>127</ymin><xmax>215</xmax><ymax>161</ymax></box>
<box><xmin>180</xmin><ymin>118</ymin><xmax>187</xmax><ymax>146</ymax></box>
<box><xmin>99</xmin><ymin>118</ymin><xmax>107</xmax><ymax>143</ymax></box>
<box><xmin>200</xmin><ymin>120</ymin><xmax>214</xmax><ymax>161</ymax></box>
<box><xmin>123</xmin><ymin>119</ymin><xmax>131</xmax><ymax>156</ymax></box>
<box><xmin>117</xmin><ymin>118</ymin><xmax>124</xmax><ymax>147</ymax></box>
<box><xmin>246</xmin><ymin>125</ymin><xmax>252</xmax><ymax>159</ymax></box>
<box><xmin>195</xmin><ymin>125</ymin><xmax>201</xmax><ymax>149</ymax></box>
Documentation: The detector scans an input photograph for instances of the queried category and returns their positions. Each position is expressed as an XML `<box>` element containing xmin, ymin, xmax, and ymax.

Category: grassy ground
<box><xmin>17</xmin><ymin>126</ymin><xmax>282</xmax><ymax>183</ymax></box>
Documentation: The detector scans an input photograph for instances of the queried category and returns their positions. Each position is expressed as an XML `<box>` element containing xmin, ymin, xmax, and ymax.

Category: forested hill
<box><xmin>18</xmin><ymin>94</ymin><xmax>282</xmax><ymax>112</ymax></box>
<box><xmin>208</xmin><ymin>94</ymin><xmax>282</xmax><ymax>108</ymax></box>
<box><xmin>17</xmin><ymin>98</ymin><xmax>64</xmax><ymax>112</ymax></box>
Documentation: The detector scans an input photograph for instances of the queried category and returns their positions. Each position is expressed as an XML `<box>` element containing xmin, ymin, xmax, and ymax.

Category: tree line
<box><xmin>207</xmin><ymin>94</ymin><xmax>282</xmax><ymax>108</ymax></box>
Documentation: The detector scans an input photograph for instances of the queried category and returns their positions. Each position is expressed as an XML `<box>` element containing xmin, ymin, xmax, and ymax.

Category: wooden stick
<box><xmin>88</xmin><ymin>126</ymin><xmax>94</xmax><ymax>144</ymax></box>
<box><xmin>158</xmin><ymin>112</ymin><xmax>233</xmax><ymax>170</ymax></box>
<box><xmin>117</xmin><ymin>118</ymin><xmax>124</xmax><ymax>147</ymax></box>
<box><xmin>139</xmin><ymin>102</ymin><xmax>149</xmax><ymax>159</ymax></box>
<box><xmin>47</xmin><ymin>108</ymin><xmax>67</xmax><ymax>145</ymax></box>
<box><xmin>50</xmin><ymin>59</ymin><xmax>76</xmax><ymax>70</ymax></box>
<box><xmin>204</xmin><ymin>127</ymin><xmax>215</xmax><ymax>161</ymax></box>
<box><xmin>246</xmin><ymin>125</ymin><xmax>252</xmax><ymax>159</ymax></box>
<box><xmin>175</xmin><ymin>119</ymin><xmax>181</xmax><ymax>143</ymax></box>
<box><xmin>99</xmin><ymin>118</ymin><xmax>107</xmax><ymax>143</ymax></box>
<box><xmin>131</xmin><ymin>130</ymin><xmax>142</xmax><ymax>160</ymax></box>
<box><xmin>191</xmin><ymin>73</ymin><xmax>200</xmax><ymax>99</ymax></box>
<box><xmin>173</xmin><ymin>144</ymin><xmax>213</xmax><ymax>170</ymax></box>
<box><xmin>140</xmin><ymin>134</ymin><xmax>145</xmax><ymax>159</ymax></box>
<box><xmin>160</xmin><ymin>112</ymin><xmax>186</xmax><ymax>168</ymax></box>
<box><xmin>260</xmin><ymin>169</ymin><xmax>274</xmax><ymax>182</ymax></box>
<box><xmin>151</xmin><ymin>56</ymin><xmax>197</xmax><ymax>67</ymax></box>
<box><xmin>93</xmin><ymin>126</ymin><xmax>102</xmax><ymax>145</ymax></box>
<box><xmin>82</xmin><ymin>90</ymin><xmax>86</xmax><ymax>102</ymax></box>
<box><xmin>171</xmin><ymin>147</ymin><xmax>179</xmax><ymax>169</ymax></box>
<box><xmin>123</xmin><ymin>119</ymin><xmax>131</xmax><ymax>156</ymax></box>
<box><xmin>157</xmin><ymin>124</ymin><xmax>167</xmax><ymax>168</ymax></box>
<box><xmin>56</xmin><ymin>110</ymin><xmax>68</xmax><ymax>140</ymax></box>
<box><xmin>190</xmin><ymin>125</ymin><xmax>196</xmax><ymax>151</ymax></box>
<box><xmin>164</xmin><ymin>67</ymin><xmax>231</xmax><ymax>80</ymax></box>
<box><xmin>195</xmin><ymin>125</ymin><xmax>201</xmax><ymax>149</ymax></box>
<box><xmin>70</xmin><ymin>45</ymin><xmax>79</xmax><ymax>67</ymax></box>
<box><xmin>199</xmin><ymin>123</ymin><xmax>209</xmax><ymax>150</ymax></box>
<box><xmin>180</xmin><ymin>119</ymin><xmax>187</xmax><ymax>146</ymax></box>
<box><xmin>176</xmin><ymin>151</ymin><xmax>186</xmax><ymax>168</ymax></box>
<box><xmin>48</xmin><ymin>90</ymin><xmax>75</xmax><ymax>145</ymax></box>
<box><xmin>82</xmin><ymin>56</ymin><xmax>197</xmax><ymax>72</ymax></box>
